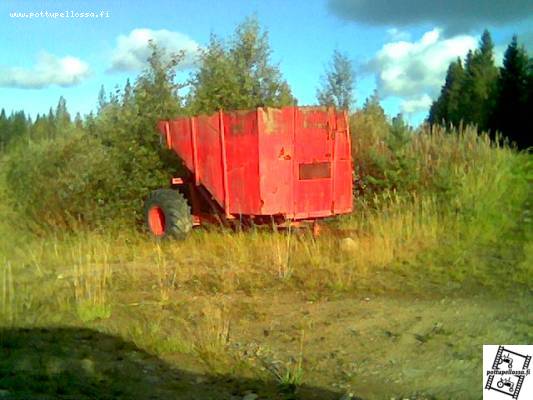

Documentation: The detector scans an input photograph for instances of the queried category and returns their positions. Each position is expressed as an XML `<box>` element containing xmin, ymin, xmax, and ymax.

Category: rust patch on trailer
<box><xmin>278</xmin><ymin>147</ymin><xmax>292</xmax><ymax>160</ymax></box>
<box><xmin>303</xmin><ymin>120</ymin><xmax>328</xmax><ymax>129</ymax></box>
<box><xmin>302</xmin><ymin>108</ymin><xmax>329</xmax><ymax>129</ymax></box>
<box><xmin>301</xmin><ymin>106</ymin><xmax>328</xmax><ymax>113</ymax></box>
<box><xmin>261</xmin><ymin>107</ymin><xmax>281</xmax><ymax>134</ymax></box>
<box><xmin>231</xmin><ymin>121</ymin><xmax>244</xmax><ymax>135</ymax></box>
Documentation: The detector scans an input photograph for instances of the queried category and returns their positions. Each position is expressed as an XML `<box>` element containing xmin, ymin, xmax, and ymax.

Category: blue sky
<box><xmin>1</xmin><ymin>0</ymin><xmax>531</xmax><ymax>125</ymax></box>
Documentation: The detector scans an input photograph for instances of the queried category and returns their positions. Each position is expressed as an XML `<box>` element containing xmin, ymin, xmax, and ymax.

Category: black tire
<box><xmin>144</xmin><ymin>189</ymin><xmax>192</xmax><ymax>239</ymax></box>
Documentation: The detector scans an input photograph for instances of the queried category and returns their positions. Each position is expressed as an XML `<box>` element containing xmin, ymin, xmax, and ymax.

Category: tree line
<box><xmin>0</xmin><ymin>18</ymin><xmax>529</xmax><ymax>230</ymax></box>
<box><xmin>428</xmin><ymin>30</ymin><xmax>532</xmax><ymax>149</ymax></box>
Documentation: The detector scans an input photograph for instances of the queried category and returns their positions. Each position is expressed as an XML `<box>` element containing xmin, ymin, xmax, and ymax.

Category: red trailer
<box><xmin>144</xmin><ymin>106</ymin><xmax>353</xmax><ymax>238</ymax></box>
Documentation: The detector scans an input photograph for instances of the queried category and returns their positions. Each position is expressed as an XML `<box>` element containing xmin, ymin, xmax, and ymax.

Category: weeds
<box><xmin>278</xmin><ymin>330</ymin><xmax>305</xmax><ymax>390</ymax></box>
<box><xmin>0</xmin><ymin>125</ymin><xmax>530</xmax><ymax>397</ymax></box>
<box><xmin>273</xmin><ymin>227</ymin><xmax>294</xmax><ymax>280</ymax></box>
<box><xmin>193</xmin><ymin>303</ymin><xmax>232</xmax><ymax>373</ymax></box>
<box><xmin>0</xmin><ymin>261</ymin><xmax>14</xmax><ymax>324</ymax></box>
<box><xmin>72</xmin><ymin>241</ymin><xmax>112</xmax><ymax>322</ymax></box>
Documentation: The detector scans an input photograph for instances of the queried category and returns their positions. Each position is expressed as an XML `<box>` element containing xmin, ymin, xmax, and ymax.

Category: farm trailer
<box><xmin>144</xmin><ymin>106</ymin><xmax>353</xmax><ymax>238</ymax></box>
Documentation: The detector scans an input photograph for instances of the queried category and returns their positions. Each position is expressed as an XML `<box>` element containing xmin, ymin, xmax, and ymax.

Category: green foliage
<box><xmin>429</xmin><ymin>29</ymin><xmax>531</xmax><ymax>148</ymax></box>
<box><xmin>492</xmin><ymin>35</ymin><xmax>532</xmax><ymax>149</ymax></box>
<box><xmin>0</xmin><ymin>109</ymin><xmax>8</xmax><ymax>151</ymax></box>
<box><xmin>316</xmin><ymin>50</ymin><xmax>355</xmax><ymax>110</ymax></box>
<box><xmin>82</xmin><ymin>42</ymin><xmax>185</xmax><ymax>226</ymax></box>
<box><xmin>3</xmin><ymin>21</ymin><xmax>531</xmax><ymax>236</ymax></box>
<box><xmin>428</xmin><ymin>58</ymin><xmax>464</xmax><ymax>126</ymax></box>
<box><xmin>459</xmin><ymin>30</ymin><xmax>499</xmax><ymax>131</ymax></box>
<box><xmin>350</xmin><ymin>92</ymin><xmax>522</xmax><ymax>207</ymax></box>
<box><xmin>55</xmin><ymin>96</ymin><xmax>71</xmax><ymax>133</ymax></box>
<box><xmin>188</xmin><ymin>17</ymin><xmax>295</xmax><ymax>114</ymax></box>
<box><xmin>350</xmin><ymin>93</ymin><xmax>414</xmax><ymax>194</ymax></box>
<box><xmin>0</xmin><ymin>110</ymin><xmax>28</xmax><ymax>150</ymax></box>
<box><xmin>5</xmin><ymin>132</ymin><xmax>121</xmax><ymax>230</ymax></box>
<box><xmin>4</xmin><ymin>42</ymin><xmax>186</xmax><ymax>229</ymax></box>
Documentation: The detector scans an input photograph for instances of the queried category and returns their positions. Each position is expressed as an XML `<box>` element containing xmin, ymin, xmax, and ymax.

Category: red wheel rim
<box><xmin>148</xmin><ymin>206</ymin><xmax>165</xmax><ymax>236</ymax></box>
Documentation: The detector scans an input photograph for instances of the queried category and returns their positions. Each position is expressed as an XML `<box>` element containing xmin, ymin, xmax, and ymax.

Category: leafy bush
<box><xmin>3</xmin><ymin>44</ymin><xmax>187</xmax><ymax>231</ymax></box>
<box><xmin>5</xmin><ymin>133</ymin><xmax>121</xmax><ymax>230</ymax></box>
<box><xmin>349</xmin><ymin>94</ymin><xmax>513</xmax><ymax>207</ymax></box>
<box><xmin>350</xmin><ymin>95</ymin><xmax>418</xmax><ymax>194</ymax></box>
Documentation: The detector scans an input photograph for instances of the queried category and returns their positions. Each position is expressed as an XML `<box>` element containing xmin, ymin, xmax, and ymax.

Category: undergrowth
<box><xmin>0</xmin><ymin>126</ymin><xmax>530</xmax><ymax>394</ymax></box>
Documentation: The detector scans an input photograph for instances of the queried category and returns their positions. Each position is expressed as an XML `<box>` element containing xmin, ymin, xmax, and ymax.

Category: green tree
<box><xmin>492</xmin><ymin>35</ymin><xmax>532</xmax><ymax>149</ymax></box>
<box><xmin>97</xmin><ymin>85</ymin><xmax>107</xmax><ymax>112</ymax></box>
<box><xmin>351</xmin><ymin>91</ymin><xmax>389</xmax><ymax>140</ymax></box>
<box><xmin>30</xmin><ymin>113</ymin><xmax>55</xmax><ymax>141</ymax></box>
<box><xmin>9</xmin><ymin>111</ymin><xmax>28</xmax><ymax>142</ymax></box>
<box><xmin>316</xmin><ymin>50</ymin><xmax>355</xmax><ymax>110</ymax></box>
<box><xmin>460</xmin><ymin>30</ymin><xmax>499</xmax><ymax>131</ymax></box>
<box><xmin>389</xmin><ymin>113</ymin><xmax>413</xmax><ymax>148</ymax></box>
<box><xmin>0</xmin><ymin>108</ymin><xmax>8</xmax><ymax>150</ymax></box>
<box><xmin>187</xmin><ymin>34</ymin><xmax>238</xmax><ymax>114</ymax></box>
<box><xmin>229</xmin><ymin>17</ymin><xmax>294</xmax><ymax>109</ymax></box>
<box><xmin>428</xmin><ymin>58</ymin><xmax>465</xmax><ymax>126</ymax></box>
<box><xmin>55</xmin><ymin>96</ymin><xmax>71</xmax><ymax>133</ymax></box>
<box><xmin>123</xmin><ymin>78</ymin><xmax>133</xmax><ymax>107</ymax></box>
<box><xmin>188</xmin><ymin>17</ymin><xmax>294</xmax><ymax>114</ymax></box>
<box><xmin>349</xmin><ymin>92</ymin><xmax>390</xmax><ymax>193</ymax></box>
<box><xmin>74</xmin><ymin>112</ymin><xmax>83</xmax><ymax>129</ymax></box>
<box><xmin>92</xmin><ymin>41</ymin><xmax>184</xmax><ymax>224</ymax></box>
<box><xmin>47</xmin><ymin>107</ymin><xmax>56</xmax><ymax>138</ymax></box>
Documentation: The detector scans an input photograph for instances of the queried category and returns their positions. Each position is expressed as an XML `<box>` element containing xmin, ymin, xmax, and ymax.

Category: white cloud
<box><xmin>366</xmin><ymin>28</ymin><xmax>477</xmax><ymax>114</ymax></box>
<box><xmin>109</xmin><ymin>28</ymin><xmax>200</xmax><ymax>72</ymax></box>
<box><xmin>387</xmin><ymin>28</ymin><xmax>411</xmax><ymax>41</ymax></box>
<box><xmin>0</xmin><ymin>52</ymin><xmax>90</xmax><ymax>89</ymax></box>
<box><xmin>400</xmin><ymin>94</ymin><xmax>433</xmax><ymax>113</ymax></box>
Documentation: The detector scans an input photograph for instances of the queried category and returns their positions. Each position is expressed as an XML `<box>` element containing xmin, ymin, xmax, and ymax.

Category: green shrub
<box><xmin>5</xmin><ymin>133</ymin><xmax>121</xmax><ymax>230</ymax></box>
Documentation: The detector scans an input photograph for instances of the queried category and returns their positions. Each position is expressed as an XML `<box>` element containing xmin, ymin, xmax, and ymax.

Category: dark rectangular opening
<box><xmin>299</xmin><ymin>162</ymin><xmax>331</xmax><ymax>180</ymax></box>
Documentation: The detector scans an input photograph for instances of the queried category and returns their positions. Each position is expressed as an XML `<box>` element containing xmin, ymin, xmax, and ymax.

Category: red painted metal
<box><xmin>158</xmin><ymin>106</ymin><xmax>352</xmax><ymax>225</ymax></box>
<box><xmin>148</xmin><ymin>206</ymin><xmax>165</xmax><ymax>236</ymax></box>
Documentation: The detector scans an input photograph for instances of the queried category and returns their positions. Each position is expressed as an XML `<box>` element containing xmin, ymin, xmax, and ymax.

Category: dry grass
<box><xmin>0</xmin><ymin>126</ymin><xmax>530</xmax><ymax>398</ymax></box>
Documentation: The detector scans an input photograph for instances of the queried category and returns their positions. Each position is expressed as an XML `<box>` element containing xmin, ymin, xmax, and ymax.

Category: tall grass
<box><xmin>72</xmin><ymin>241</ymin><xmax>112</xmax><ymax>322</ymax></box>
<box><xmin>0</xmin><ymin>124</ymin><xmax>530</xmax><ymax>385</ymax></box>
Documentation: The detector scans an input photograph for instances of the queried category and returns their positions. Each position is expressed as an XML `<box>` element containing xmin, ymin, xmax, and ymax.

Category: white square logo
<box><xmin>484</xmin><ymin>345</ymin><xmax>532</xmax><ymax>399</ymax></box>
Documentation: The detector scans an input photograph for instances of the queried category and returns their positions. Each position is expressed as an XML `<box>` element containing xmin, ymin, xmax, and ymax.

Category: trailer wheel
<box><xmin>144</xmin><ymin>189</ymin><xmax>192</xmax><ymax>239</ymax></box>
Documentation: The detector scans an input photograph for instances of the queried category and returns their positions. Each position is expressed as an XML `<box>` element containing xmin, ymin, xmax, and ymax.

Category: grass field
<box><xmin>0</xmin><ymin>129</ymin><xmax>531</xmax><ymax>399</ymax></box>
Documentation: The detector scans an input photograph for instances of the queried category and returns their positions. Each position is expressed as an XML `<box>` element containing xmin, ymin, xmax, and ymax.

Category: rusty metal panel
<box><xmin>292</xmin><ymin>107</ymin><xmax>334</xmax><ymax>218</ymax></box>
<box><xmin>332</xmin><ymin>110</ymin><xmax>353</xmax><ymax>213</ymax></box>
<box><xmin>157</xmin><ymin>105</ymin><xmax>353</xmax><ymax>221</ymax></box>
<box><xmin>224</xmin><ymin>110</ymin><xmax>261</xmax><ymax>214</ymax></box>
<box><xmin>193</xmin><ymin>114</ymin><xmax>225</xmax><ymax>208</ymax></box>
<box><xmin>257</xmin><ymin>107</ymin><xmax>294</xmax><ymax>215</ymax></box>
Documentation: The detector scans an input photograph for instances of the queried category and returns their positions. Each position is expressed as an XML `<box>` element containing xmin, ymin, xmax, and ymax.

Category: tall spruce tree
<box><xmin>55</xmin><ymin>96</ymin><xmax>71</xmax><ymax>134</ymax></box>
<box><xmin>429</xmin><ymin>30</ymin><xmax>503</xmax><ymax>132</ymax></box>
<box><xmin>0</xmin><ymin>109</ymin><xmax>8</xmax><ymax>150</ymax></box>
<box><xmin>97</xmin><ymin>85</ymin><xmax>107</xmax><ymax>112</ymax></box>
<box><xmin>74</xmin><ymin>112</ymin><xmax>83</xmax><ymax>129</ymax></box>
<box><xmin>428</xmin><ymin>58</ymin><xmax>465</xmax><ymax>126</ymax></box>
<box><xmin>316</xmin><ymin>50</ymin><xmax>355</xmax><ymax>110</ymax></box>
<box><xmin>460</xmin><ymin>30</ymin><xmax>499</xmax><ymax>131</ymax></box>
<box><xmin>9</xmin><ymin>111</ymin><xmax>28</xmax><ymax>142</ymax></box>
<box><xmin>493</xmin><ymin>36</ymin><xmax>531</xmax><ymax>149</ymax></box>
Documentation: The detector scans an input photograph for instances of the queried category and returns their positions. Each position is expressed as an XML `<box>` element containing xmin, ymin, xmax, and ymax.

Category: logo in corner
<box><xmin>484</xmin><ymin>345</ymin><xmax>532</xmax><ymax>399</ymax></box>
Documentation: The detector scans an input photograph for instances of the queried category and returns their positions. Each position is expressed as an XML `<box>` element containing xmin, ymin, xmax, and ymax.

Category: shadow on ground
<box><xmin>0</xmin><ymin>327</ymin><xmax>342</xmax><ymax>400</ymax></box>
